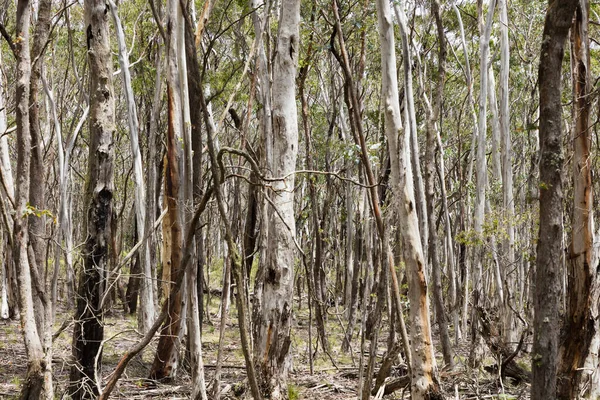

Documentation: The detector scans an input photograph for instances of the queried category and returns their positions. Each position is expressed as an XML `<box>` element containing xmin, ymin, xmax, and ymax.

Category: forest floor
<box><xmin>0</xmin><ymin>291</ymin><xmax>532</xmax><ymax>400</ymax></box>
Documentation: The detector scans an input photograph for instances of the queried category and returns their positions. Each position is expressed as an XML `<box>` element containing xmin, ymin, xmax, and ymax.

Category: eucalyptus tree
<box><xmin>69</xmin><ymin>0</ymin><xmax>117</xmax><ymax>396</ymax></box>
<box><xmin>471</xmin><ymin>0</ymin><xmax>496</xmax><ymax>347</ymax></box>
<box><xmin>12</xmin><ymin>0</ymin><xmax>54</xmax><ymax>397</ymax></box>
<box><xmin>149</xmin><ymin>0</ymin><xmax>185</xmax><ymax>381</ymax></box>
<box><xmin>557</xmin><ymin>1</ymin><xmax>599</xmax><ymax>397</ymax></box>
<box><xmin>532</xmin><ymin>0</ymin><xmax>579</xmax><ymax>399</ymax></box>
<box><xmin>108</xmin><ymin>0</ymin><xmax>156</xmax><ymax>333</ymax></box>
<box><xmin>380</xmin><ymin>1</ymin><xmax>441</xmax><ymax>398</ymax></box>
<box><xmin>0</xmin><ymin>47</ymin><xmax>15</xmax><ymax>320</ymax></box>
<box><xmin>498</xmin><ymin>0</ymin><xmax>517</xmax><ymax>347</ymax></box>
<box><xmin>252</xmin><ymin>0</ymin><xmax>301</xmax><ymax>396</ymax></box>
<box><xmin>425</xmin><ymin>0</ymin><xmax>454</xmax><ymax>370</ymax></box>
<box><xmin>27</xmin><ymin>0</ymin><xmax>52</xmax><ymax>338</ymax></box>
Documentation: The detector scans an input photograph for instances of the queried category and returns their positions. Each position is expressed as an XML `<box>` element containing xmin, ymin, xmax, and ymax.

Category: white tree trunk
<box><xmin>254</xmin><ymin>0</ymin><xmax>300</xmax><ymax>397</ymax></box>
<box><xmin>0</xmin><ymin>49</ymin><xmax>11</xmax><ymax>319</ymax></box>
<box><xmin>488</xmin><ymin>66</ymin><xmax>502</xmax><ymax>184</ymax></box>
<box><xmin>393</xmin><ymin>3</ymin><xmax>428</xmax><ymax>256</ymax></box>
<box><xmin>499</xmin><ymin>0</ymin><xmax>517</xmax><ymax>346</ymax></box>
<box><xmin>108</xmin><ymin>0</ymin><xmax>156</xmax><ymax>332</ymax></box>
<box><xmin>0</xmin><ymin>49</ymin><xmax>14</xmax><ymax>204</ymax></box>
<box><xmin>474</xmin><ymin>0</ymin><xmax>496</xmax><ymax>247</ymax></box>
<box><xmin>14</xmin><ymin>0</ymin><xmax>53</xmax><ymax>397</ymax></box>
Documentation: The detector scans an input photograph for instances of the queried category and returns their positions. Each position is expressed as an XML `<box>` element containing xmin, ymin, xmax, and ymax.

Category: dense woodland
<box><xmin>0</xmin><ymin>0</ymin><xmax>599</xmax><ymax>398</ymax></box>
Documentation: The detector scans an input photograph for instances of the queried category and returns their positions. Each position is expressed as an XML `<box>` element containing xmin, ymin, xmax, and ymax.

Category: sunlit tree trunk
<box><xmin>69</xmin><ymin>0</ymin><xmax>116</xmax><ymax>396</ymax></box>
<box><xmin>532</xmin><ymin>1</ymin><xmax>578</xmax><ymax>399</ymax></box>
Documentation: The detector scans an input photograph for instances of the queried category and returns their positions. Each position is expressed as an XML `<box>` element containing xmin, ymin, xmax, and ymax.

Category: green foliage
<box><xmin>288</xmin><ymin>384</ymin><xmax>300</xmax><ymax>400</ymax></box>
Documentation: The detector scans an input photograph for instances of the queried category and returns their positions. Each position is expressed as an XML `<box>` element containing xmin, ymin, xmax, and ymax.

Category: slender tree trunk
<box><xmin>499</xmin><ymin>0</ymin><xmax>517</xmax><ymax>348</ymax></box>
<box><xmin>379</xmin><ymin>1</ymin><xmax>441</xmax><ymax>398</ymax></box>
<box><xmin>426</xmin><ymin>0</ymin><xmax>454</xmax><ymax>370</ymax></box>
<box><xmin>392</xmin><ymin>2</ymin><xmax>428</xmax><ymax>256</ymax></box>
<box><xmin>108</xmin><ymin>0</ymin><xmax>156</xmax><ymax>332</ymax></box>
<box><xmin>182</xmin><ymin>6</ymin><xmax>209</xmax><ymax>399</ymax></box>
<box><xmin>469</xmin><ymin>0</ymin><xmax>496</xmax><ymax>366</ymax></box>
<box><xmin>0</xmin><ymin>49</ymin><xmax>14</xmax><ymax>320</ymax></box>
<box><xmin>332</xmin><ymin>2</ymin><xmax>412</xmax><ymax>397</ymax></box>
<box><xmin>200</xmin><ymin>91</ymin><xmax>262</xmax><ymax>400</ymax></box>
<box><xmin>146</xmin><ymin>29</ymin><xmax>163</xmax><ymax>317</ymax></box>
<box><xmin>557</xmin><ymin>2</ymin><xmax>598</xmax><ymax>398</ymax></box>
<box><xmin>69</xmin><ymin>0</ymin><xmax>116</xmax><ymax>395</ymax></box>
<box><xmin>13</xmin><ymin>0</ymin><xmax>53</xmax><ymax>397</ymax></box>
<box><xmin>532</xmin><ymin>1</ymin><xmax>578</xmax><ymax>399</ymax></box>
<box><xmin>28</xmin><ymin>0</ymin><xmax>52</xmax><ymax>337</ymax></box>
<box><xmin>298</xmin><ymin>38</ymin><xmax>330</xmax><ymax>356</ymax></box>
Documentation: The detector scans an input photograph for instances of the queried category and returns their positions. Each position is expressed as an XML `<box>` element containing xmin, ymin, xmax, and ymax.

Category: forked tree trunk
<box><xmin>557</xmin><ymin>1</ymin><xmax>598</xmax><ymax>398</ymax></box>
<box><xmin>69</xmin><ymin>0</ymin><xmax>116</xmax><ymax>396</ymax></box>
<box><xmin>252</xmin><ymin>0</ymin><xmax>300</xmax><ymax>396</ymax></box>
<box><xmin>532</xmin><ymin>1</ymin><xmax>578</xmax><ymax>399</ymax></box>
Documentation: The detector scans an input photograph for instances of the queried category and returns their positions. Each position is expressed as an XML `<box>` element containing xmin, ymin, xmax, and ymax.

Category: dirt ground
<box><xmin>0</xmin><ymin>297</ymin><xmax>531</xmax><ymax>399</ymax></box>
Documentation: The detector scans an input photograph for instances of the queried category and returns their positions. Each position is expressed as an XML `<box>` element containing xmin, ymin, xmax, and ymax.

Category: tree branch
<box><xmin>0</xmin><ymin>22</ymin><xmax>15</xmax><ymax>54</ymax></box>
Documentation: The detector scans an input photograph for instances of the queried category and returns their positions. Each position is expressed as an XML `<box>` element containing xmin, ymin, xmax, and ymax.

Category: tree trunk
<box><xmin>392</xmin><ymin>2</ymin><xmax>428</xmax><ymax>256</ymax></box>
<box><xmin>182</xmin><ymin>6</ymin><xmax>209</xmax><ymax>399</ymax></box>
<box><xmin>28</xmin><ymin>0</ymin><xmax>52</xmax><ymax>339</ymax></box>
<box><xmin>108</xmin><ymin>0</ymin><xmax>156</xmax><ymax>332</ymax></box>
<box><xmin>382</xmin><ymin>2</ymin><xmax>441</xmax><ymax>398</ymax></box>
<box><xmin>13</xmin><ymin>0</ymin><xmax>53</xmax><ymax>397</ymax></box>
<box><xmin>253</xmin><ymin>0</ymin><xmax>300</xmax><ymax>396</ymax></box>
<box><xmin>69</xmin><ymin>0</ymin><xmax>116</xmax><ymax>395</ymax></box>
<box><xmin>499</xmin><ymin>0</ymin><xmax>517</xmax><ymax>348</ymax></box>
<box><xmin>426</xmin><ymin>0</ymin><xmax>453</xmax><ymax>370</ymax></box>
<box><xmin>532</xmin><ymin>1</ymin><xmax>578</xmax><ymax>399</ymax></box>
<box><xmin>557</xmin><ymin>1</ymin><xmax>598</xmax><ymax>398</ymax></box>
<box><xmin>149</xmin><ymin>0</ymin><xmax>185</xmax><ymax>381</ymax></box>
<box><xmin>0</xmin><ymin>48</ymin><xmax>15</xmax><ymax>320</ymax></box>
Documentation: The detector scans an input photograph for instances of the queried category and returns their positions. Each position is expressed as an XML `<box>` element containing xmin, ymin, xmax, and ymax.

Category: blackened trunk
<box><xmin>532</xmin><ymin>1</ymin><xmax>578</xmax><ymax>400</ymax></box>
